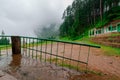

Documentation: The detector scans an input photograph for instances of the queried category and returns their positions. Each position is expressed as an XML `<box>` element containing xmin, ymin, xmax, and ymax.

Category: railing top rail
<box><xmin>0</xmin><ymin>35</ymin><xmax>12</xmax><ymax>37</ymax></box>
<box><xmin>20</xmin><ymin>36</ymin><xmax>100</xmax><ymax>48</ymax></box>
<box><xmin>0</xmin><ymin>35</ymin><xmax>100</xmax><ymax>48</ymax></box>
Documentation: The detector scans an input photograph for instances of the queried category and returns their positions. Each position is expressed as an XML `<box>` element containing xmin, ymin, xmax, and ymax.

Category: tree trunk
<box><xmin>93</xmin><ymin>9</ymin><xmax>96</xmax><ymax>24</ymax></box>
<box><xmin>100</xmin><ymin>0</ymin><xmax>102</xmax><ymax>22</ymax></box>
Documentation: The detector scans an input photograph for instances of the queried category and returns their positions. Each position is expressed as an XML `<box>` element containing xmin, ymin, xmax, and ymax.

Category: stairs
<box><xmin>91</xmin><ymin>34</ymin><xmax>120</xmax><ymax>48</ymax></box>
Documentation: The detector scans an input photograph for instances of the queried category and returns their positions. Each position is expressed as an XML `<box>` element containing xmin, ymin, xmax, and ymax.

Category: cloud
<box><xmin>0</xmin><ymin>0</ymin><xmax>73</xmax><ymax>37</ymax></box>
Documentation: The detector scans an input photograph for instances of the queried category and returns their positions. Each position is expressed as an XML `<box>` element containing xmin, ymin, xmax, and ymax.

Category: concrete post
<box><xmin>11</xmin><ymin>36</ymin><xmax>21</xmax><ymax>54</ymax></box>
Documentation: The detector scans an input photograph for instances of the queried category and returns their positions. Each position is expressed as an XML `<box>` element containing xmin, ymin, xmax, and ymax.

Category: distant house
<box><xmin>89</xmin><ymin>20</ymin><xmax>120</xmax><ymax>37</ymax></box>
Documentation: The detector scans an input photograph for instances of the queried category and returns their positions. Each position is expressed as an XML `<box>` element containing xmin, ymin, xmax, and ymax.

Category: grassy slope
<box><xmin>60</xmin><ymin>36</ymin><xmax>120</xmax><ymax>56</ymax></box>
<box><xmin>75</xmin><ymin>36</ymin><xmax>120</xmax><ymax>56</ymax></box>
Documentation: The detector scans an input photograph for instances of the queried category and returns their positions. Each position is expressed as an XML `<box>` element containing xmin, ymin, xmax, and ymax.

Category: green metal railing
<box><xmin>0</xmin><ymin>35</ymin><xmax>100</xmax><ymax>72</ymax></box>
<box><xmin>20</xmin><ymin>36</ymin><xmax>100</xmax><ymax>71</ymax></box>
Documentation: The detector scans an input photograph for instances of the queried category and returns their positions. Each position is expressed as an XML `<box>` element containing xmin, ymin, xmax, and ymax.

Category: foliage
<box><xmin>0</xmin><ymin>30</ymin><xmax>10</xmax><ymax>45</ymax></box>
<box><xmin>102</xmin><ymin>46</ymin><xmax>120</xmax><ymax>56</ymax></box>
<box><xmin>107</xmin><ymin>6</ymin><xmax>120</xmax><ymax>20</ymax></box>
<box><xmin>0</xmin><ymin>37</ymin><xmax>10</xmax><ymax>45</ymax></box>
<box><xmin>59</xmin><ymin>0</ymin><xmax>120</xmax><ymax>39</ymax></box>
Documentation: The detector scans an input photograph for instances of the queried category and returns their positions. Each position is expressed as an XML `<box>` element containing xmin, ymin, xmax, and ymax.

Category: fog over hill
<box><xmin>0</xmin><ymin>0</ymin><xmax>73</xmax><ymax>37</ymax></box>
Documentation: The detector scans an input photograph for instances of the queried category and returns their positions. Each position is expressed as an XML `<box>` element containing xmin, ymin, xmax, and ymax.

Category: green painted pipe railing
<box><xmin>0</xmin><ymin>35</ymin><xmax>100</xmax><ymax>72</ymax></box>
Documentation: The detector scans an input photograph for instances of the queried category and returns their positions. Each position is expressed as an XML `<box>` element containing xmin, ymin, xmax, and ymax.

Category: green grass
<box><xmin>47</xmin><ymin>58</ymin><xmax>59</xmax><ymax>62</ymax></box>
<box><xmin>0</xmin><ymin>45</ymin><xmax>11</xmax><ymax>56</ymax></box>
<box><xmin>79</xmin><ymin>37</ymin><xmax>120</xmax><ymax>56</ymax></box>
<box><xmin>59</xmin><ymin>62</ymin><xmax>78</xmax><ymax>70</ymax></box>
<box><xmin>101</xmin><ymin>46</ymin><xmax>120</xmax><ymax>56</ymax></box>
<box><xmin>60</xmin><ymin>37</ymin><xmax>72</xmax><ymax>41</ymax></box>
<box><xmin>61</xmin><ymin>36</ymin><xmax>120</xmax><ymax>56</ymax></box>
<box><xmin>0</xmin><ymin>44</ymin><xmax>11</xmax><ymax>50</ymax></box>
<box><xmin>75</xmin><ymin>36</ymin><xmax>100</xmax><ymax>47</ymax></box>
<box><xmin>110</xmin><ymin>33</ymin><xmax>120</xmax><ymax>37</ymax></box>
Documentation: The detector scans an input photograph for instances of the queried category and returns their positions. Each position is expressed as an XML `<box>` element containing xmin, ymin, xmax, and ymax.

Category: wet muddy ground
<box><xmin>0</xmin><ymin>53</ymin><xmax>81</xmax><ymax>80</ymax></box>
<box><xmin>0</xmin><ymin>42</ymin><xmax>120</xmax><ymax>80</ymax></box>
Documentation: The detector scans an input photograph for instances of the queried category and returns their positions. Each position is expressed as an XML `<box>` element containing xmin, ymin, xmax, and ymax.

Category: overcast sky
<box><xmin>0</xmin><ymin>0</ymin><xmax>73</xmax><ymax>37</ymax></box>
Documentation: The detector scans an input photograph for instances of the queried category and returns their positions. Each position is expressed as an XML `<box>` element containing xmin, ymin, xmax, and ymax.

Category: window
<box><xmin>117</xmin><ymin>24</ymin><xmax>120</xmax><ymax>32</ymax></box>
<box><xmin>108</xmin><ymin>26</ymin><xmax>111</xmax><ymax>31</ymax></box>
<box><xmin>98</xmin><ymin>29</ymin><xmax>101</xmax><ymax>34</ymax></box>
<box><xmin>112</xmin><ymin>26</ymin><xmax>116</xmax><ymax>31</ymax></box>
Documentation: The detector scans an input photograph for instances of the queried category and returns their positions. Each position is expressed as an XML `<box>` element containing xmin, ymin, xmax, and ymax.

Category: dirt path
<box><xmin>20</xmin><ymin>43</ymin><xmax>120</xmax><ymax>79</ymax></box>
<box><xmin>89</xmin><ymin>48</ymin><xmax>120</xmax><ymax>76</ymax></box>
<box><xmin>48</xmin><ymin>43</ymin><xmax>120</xmax><ymax>80</ymax></box>
<box><xmin>1</xmin><ymin>43</ymin><xmax>120</xmax><ymax>80</ymax></box>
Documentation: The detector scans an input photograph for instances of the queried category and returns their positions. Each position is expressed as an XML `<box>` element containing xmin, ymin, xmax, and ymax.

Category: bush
<box><xmin>0</xmin><ymin>37</ymin><xmax>10</xmax><ymax>45</ymax></box>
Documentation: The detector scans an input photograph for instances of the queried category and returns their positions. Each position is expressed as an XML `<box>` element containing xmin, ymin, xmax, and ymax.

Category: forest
<box><xmin>59</xmin><ymin>0</ymin><xmax>120</xmax><ymax>40</ymax></box>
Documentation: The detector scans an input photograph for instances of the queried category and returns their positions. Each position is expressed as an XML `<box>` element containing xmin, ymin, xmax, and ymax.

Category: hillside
<box><xmin>59</xmin><ymin>0</ymin><xmax>120</xmax><ymax>40</ymax></box>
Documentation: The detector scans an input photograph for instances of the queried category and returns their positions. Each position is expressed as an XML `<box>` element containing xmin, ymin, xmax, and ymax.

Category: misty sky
<box><xmin>0</xmin><ymin>0</ymin><xmax>73</xmax><ymax>37</ymax></box>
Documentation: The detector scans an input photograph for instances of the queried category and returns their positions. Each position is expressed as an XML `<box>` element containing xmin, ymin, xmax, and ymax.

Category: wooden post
<box><xmin>10</xmin><ymin>54</ymin><xmax>22</xmax><ymax>67</ymax></box>
<box><xmin>11</xmin><ymin>36</ymin><xmax>21</xmax><ymax>54</ymax></box>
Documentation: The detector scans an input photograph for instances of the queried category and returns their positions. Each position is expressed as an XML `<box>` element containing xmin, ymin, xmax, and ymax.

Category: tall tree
<box><xmin>59</xmin><ymin>0</ymin><xmax>120</xmax><ymax>39</ymax></box>
<box><xmin>100</xmin><ymin>0</ymin><xmax>102</xmax><ymax>21</ymax></box>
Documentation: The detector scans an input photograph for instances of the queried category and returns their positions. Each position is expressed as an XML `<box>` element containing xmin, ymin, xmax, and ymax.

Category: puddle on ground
<box><xmin>0</xmin><ymin>54</ymin><xmax>81</xmax><ymax>80</ymax></box>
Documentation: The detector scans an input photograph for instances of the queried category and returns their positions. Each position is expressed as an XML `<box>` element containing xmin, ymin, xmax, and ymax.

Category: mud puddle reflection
<box><xmin>1</xmin><ymin>54</ymin><xmax>81</xmax><ymax>80</ymax></box>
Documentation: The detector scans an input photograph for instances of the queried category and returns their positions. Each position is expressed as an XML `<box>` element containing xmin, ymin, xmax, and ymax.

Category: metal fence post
<box><xmin>11</xmin><ymin>36</ymin><xmax>21</xmax><ymax>54</ymax></box>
